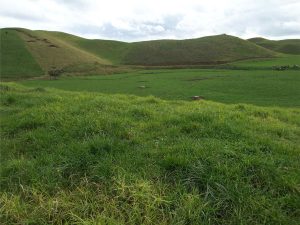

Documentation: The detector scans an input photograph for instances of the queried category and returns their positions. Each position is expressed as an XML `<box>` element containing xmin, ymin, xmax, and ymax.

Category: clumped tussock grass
<box><xmin>0</xmin><ymin>83</ymin><xmax>299</xmax><ymax>224</ymax></box>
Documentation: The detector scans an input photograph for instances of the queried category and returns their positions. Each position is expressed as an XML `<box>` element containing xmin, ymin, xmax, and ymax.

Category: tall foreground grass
<box><xmin>0</xmin><ymin>83</ymin><xmax>299</xmax><ymax>224</ymax></box>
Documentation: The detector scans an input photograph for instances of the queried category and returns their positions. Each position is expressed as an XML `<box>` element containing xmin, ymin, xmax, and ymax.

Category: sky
<box><xmin>0</xmin><ymin>0</ymin><xmax>299</xmax><ymax>42</ymax></box>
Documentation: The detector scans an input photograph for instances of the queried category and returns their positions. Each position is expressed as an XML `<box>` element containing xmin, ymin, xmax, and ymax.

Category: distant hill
<box><xmin>121</xmin><ymin>35</ymin><xmax>276</xmax><ymax>66</ymax></box>
<box><xmin>46</xmin><ymin>32</ymin><xmax>277</xmax><ymax>66</ymax></box>
<box><xmin>248</xmin><ymin>37</ymin><xmax>300</xmax><ymax>55</ymax></box>
<box><xmin>1</xmin><ymin>28</ymin><xmax>280</xmax><ymax>78</ymax></box>
<box><xmin>0</xmin><ymin>28</ymin><xmax>116</xmax><ymax>79</ymax></box>
<box><xmin>42</xmin><ymin>31</ymin><xmax>130</xmax><ymax>65</ymax></box>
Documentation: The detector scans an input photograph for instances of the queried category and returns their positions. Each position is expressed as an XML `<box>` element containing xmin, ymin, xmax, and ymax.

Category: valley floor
<box><xmin>20</xmin><ymin>69</ymin><xmax>300</xmax><ymax>107</ymax></box>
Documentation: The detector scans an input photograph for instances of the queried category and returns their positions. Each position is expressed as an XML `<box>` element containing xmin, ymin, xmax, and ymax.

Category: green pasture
<box><xmin>21</xmin><ymin>69</ymin><xmax>300</xmax><ymax>107</ymax></box>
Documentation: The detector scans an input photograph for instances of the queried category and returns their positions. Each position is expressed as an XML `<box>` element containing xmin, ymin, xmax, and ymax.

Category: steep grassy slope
<box><xmin>15</xmin><ymin>28</ymin><xmax>111</xmax><ymax>68</ymax></box>
<box><xmin>0</xmin><ymin>29</ymin><xmax>43</xmax><ymax>78</ymax></box>
<box><xmin>43</xmin><ymin>31</ymin><xmax>130</xmax><ymax>64</ymax></box>
<box><xmin>248</xmin><ymin>38</ymin><xmax>300</xmax><ymax>55</ymax></box>
<box><xmin>1</xmin><ymin>28</ymin><xmax>123</xmax><ymax>79</ymax></box>
<box><xmin>1</xmin><ymin>83</ymin><xmax>300</xmax><ymax>224</ymax></box>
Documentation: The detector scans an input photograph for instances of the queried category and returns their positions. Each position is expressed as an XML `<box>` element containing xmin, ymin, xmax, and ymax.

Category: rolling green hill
<box><xmin>0</xmin><ymin>28</ymin><xmax>117</xmax><ymax>79</ymax></box>
<box><xmin>43</xmin><ymin>31</ymin><xmax>130</xmax><ymax>64</ymax></box>
<box><xmin>1</xmin><ymin>83</ymin><xmax>300</xmax><ymax>224</ymax></box>
<box><xmin>46</xmin><ymin>32</ymin><xmax>278</xmax><ymax>66</ymax></box>
<box><xmin>121</xmin><ymin>35</ymin><xmax>277</xmax><ymax>65</ymax></box>
<box><xmin>0</xmin><ymin>29</ymin><xmax>44</xmax><ymax>78</ymax></box>
<box><xmin>248</xmin><ymin>37</ymin><xmax>300</xmax><ymax>55</ymax></box>
<box><xmin>1</xmin><ymin>28</ymin><xmax>282</xmax><ymax>78</ymax></box>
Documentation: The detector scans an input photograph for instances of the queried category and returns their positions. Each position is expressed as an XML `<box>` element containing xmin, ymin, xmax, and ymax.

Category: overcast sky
<box><xmin>0</xmin><ymin>0</ymin><xmax>299</xmax><ymax>42</ymax></box>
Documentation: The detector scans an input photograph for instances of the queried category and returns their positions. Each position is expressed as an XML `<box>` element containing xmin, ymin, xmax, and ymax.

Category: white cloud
<box><xmin>0</xmin><ymin>0</ymin><xmax>299</xmax><ymax>41</ymax></box>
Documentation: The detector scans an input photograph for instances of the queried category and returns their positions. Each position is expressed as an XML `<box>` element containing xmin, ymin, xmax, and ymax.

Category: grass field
<box><xmin>230</xmin><ymin>54</ymin><xmax>300</xmax><ymax>69</ymax></box>
<box><xmin>1</xmin><ymin>83</ymin><xmax>299</xmax><ymax>224</ymax></box>
<box><xmin>21</xmin><ymin>69</ymin><xmax>300</xmax><ymax>107</ymax></box>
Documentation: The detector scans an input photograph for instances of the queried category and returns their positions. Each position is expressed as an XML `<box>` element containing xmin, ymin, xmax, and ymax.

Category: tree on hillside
<box><xmin>48</xmin><ymin>67</ymin><xmax>64</xmax><ymax>79</ymax></box>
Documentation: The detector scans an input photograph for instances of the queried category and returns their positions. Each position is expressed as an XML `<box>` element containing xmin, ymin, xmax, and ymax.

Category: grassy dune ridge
<box><xmin>1</xmin><ymin>83</ymin><xmax>299</xmax><ymax>224</ymax></box>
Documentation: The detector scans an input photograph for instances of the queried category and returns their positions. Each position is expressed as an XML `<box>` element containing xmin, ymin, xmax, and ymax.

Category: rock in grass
<box><xmin>191</xmin><ymin>96</ymin><xmax>204</xmax><ymax>100</ymax></box>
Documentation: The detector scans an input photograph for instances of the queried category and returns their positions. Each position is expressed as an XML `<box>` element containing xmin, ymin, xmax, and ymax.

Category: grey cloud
<box><xmin>97</xmin><ymin>15</ymin><xmax>184</xmax><ymax>41</ymax></box>
<box><xmin>213</xmin><ymin>2</ymin><xmax>300</xmax><ymax>38</ymax></box>
<box><xmin>260</xmin><ymin>23</ymin><xmax>300</xmax><ymax>37</ymax></box>
<box><xmin>69</xmin><ymin>24</ymin><xmax>102</xmax><ymax>36</ymax></box>
<box><xmin>98</xmin><ymin>23</ymin><xmax>148</xmax><ymax>41</ymax></box>
<box><xmin>0</xmin><ymin>0</ymin><xmax>299</xmax><ymax>41</ymax></box>
<box><xmin>69</xmin><ymin>23</ymin><xmax>137</xmax><ymax>41</ymax></box>
<box><xmin>156</xmin><ymin>15</ymin><xmax>183</xmax><ymax>31</ymax></box>
<box><xmin>0</xmin><ymin>9</ymin><xmax>48</xmax><ymax>22</ymax></box>
<box><xmin>53</xmin><ymin>0</ymin><xmax>86</xmax><ymax>8</ymax></box>
<box><xmin>100</xmin><ymin>23</ymin><xmax>130</xmax><ymax>40</ymax></box>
